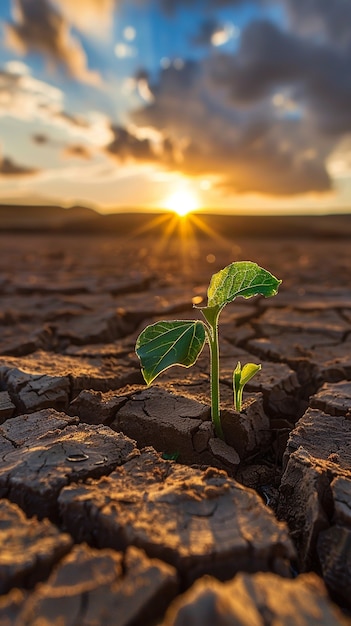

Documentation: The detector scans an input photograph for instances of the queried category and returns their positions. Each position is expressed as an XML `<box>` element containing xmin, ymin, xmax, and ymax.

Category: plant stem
<box><xmin>234</xmin><ymin>386</ymin><xmax>243</xmax><ymax>412</ymax></box>
<box><xmin>201</xmin><ymin>306</ymin><xmax>224</xmax><ymax>440</ymax></box>
<box><xmin>201</xmin><ymin>318</ymin><xmax>223</xmax><ymax>441</ymax></box>
<box><xmin>209</xmin><ymin>326</ymin><xmax>224</xmax><ymax>439</ymax></box>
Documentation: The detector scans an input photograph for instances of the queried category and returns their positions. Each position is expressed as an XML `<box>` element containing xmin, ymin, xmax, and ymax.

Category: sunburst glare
<box><xmin>164</xmin><ymin>189</ymin><xmax>199</xmax><ymax>216</ymax></box>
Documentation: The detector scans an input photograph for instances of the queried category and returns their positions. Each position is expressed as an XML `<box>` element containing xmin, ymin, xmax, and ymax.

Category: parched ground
<box><xmin>0</xmin><ymin>229</ymin><xmax>350</xmax><ymax>626</ymax></box>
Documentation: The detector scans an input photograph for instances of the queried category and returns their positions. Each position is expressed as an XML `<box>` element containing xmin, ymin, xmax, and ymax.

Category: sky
<box><xmin>1</xmin><ymin>0</ymin><xmax>351</xmax><ymax>214</ymax></box>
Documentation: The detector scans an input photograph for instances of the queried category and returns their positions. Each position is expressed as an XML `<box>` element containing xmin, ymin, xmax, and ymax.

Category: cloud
<box><xmin>157</xmin><ymin>0</ymin><xmax>351</xmax><ymax>35</ymax></box>
<box><xmin>0</xmin><ymin>155</ymin><xmax>39</xmax><ymax>177</ymax></box>
<box><xmin>105</xmin><ymin>126</ymin><xmax>157</xmax><ymax>162</ymax></box>
<box><xmin>0</xmin><ymin>65</ymin><xmax>113</xmax><ymax>145</ymax></box>
<box><xmin>213</xmin><ymin>123</ymin><xmax>332</xmax><ymax>195</ymax></box>
<box><xmin>130</xmin><ymin>58</ymin><xmax>333</xmax><ymax>196</ymax></box>
<box><xmin>158</xmin><ymin>0</ymin><xmax>241</xmax><ymax>13</ymax></box>
<box><xmin>62</xmin><ymin>144</ymin><xmax>92</xmax><ymax>159</ymax></box>
<box><xmin>280</xmin><ymin>0</ymin><xmax>351</xmax><ymax>45</ymax></box>
<box><xmin>190</xmin><ymin>19</ymin><xmax>222</xmax><ymax>47</ymax></box>
<box><xmin>328</xmin><ymin>135</ymin><xmax>351</xmax><ymax>179</ymax></box>
<box><xmin>0</xmin><ymin>64</ymin><xmax>63</xmax><ymax>122</ymax></box>
<box><xmin>191</xmin><ymin>18</ymin><xmax>239</xmax><ymax>47</ymax></box>
<box><xmin>5</xmin><ymin>0</ymin><xmax>100</xmax><ymax>84</ymax></box>
<box><xmin>123</xmin><ymin>11</ymin><xmax>351</xmax><ymax>196</ymax></box>
<box><xmin>212</xmin><ymin>20</ymin><xmax>351</xmax><ymax>135</ymax></box>
<box><xmin>32</xmin><ymin>133</ymin><xmax>49</xmax><ymax>145</ymax></box>
<box><xmin>158</xmin><ymin>0</ymin><xmax>351</xmax><ymax>46</ymax></box>
<box><xmin>51</xmin><ymin>0</ymin><xmax>116</xmax><ymax>34</ymax></box>
<box><xmin>180</xmin><ymin>115</ymin><xmax>332</xmax><ymax>195</ymax></box>
<box><xmin>3</xmin><ymin>0</ymin><xmax>351</xmax><ymax>201</ymax></box>
<box><xmin>31</xmin><ymin>132</ymin><xmax>92</xmax><ymax>159</ymax></box>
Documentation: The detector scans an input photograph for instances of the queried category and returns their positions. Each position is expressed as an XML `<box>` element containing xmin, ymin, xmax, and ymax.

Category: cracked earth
<box><xmin>0</xmin><ymin>231</ymin><xmax>350</xmax><ymax>625</ymax></box>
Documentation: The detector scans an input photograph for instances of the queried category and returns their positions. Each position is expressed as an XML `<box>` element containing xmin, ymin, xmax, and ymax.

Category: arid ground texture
<box><xmin>0</xmin><ymin>220</ymin><xmax>350</xmax><ymax>625</ymax></box>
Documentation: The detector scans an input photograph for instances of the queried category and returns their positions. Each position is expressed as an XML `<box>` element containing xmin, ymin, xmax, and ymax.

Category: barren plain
<box><xmin>0</xmin><ymin>225</ymin><xmax>350</xmax><ymax>625</ymax></box>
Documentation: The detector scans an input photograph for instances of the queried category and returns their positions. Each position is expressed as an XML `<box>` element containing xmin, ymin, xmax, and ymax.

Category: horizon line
<box><xmin>1</xmin><ymin>201</ymin><xmax>351</xmax><ymax>218</ymax></box>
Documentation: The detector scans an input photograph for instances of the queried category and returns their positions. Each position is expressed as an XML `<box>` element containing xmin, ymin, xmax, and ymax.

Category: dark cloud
<box><xmin>131</xmin><ymin>59</ymin><xmax>333</xmax><ymax>196</ymax></box>
<box><xmin>31</xmin><ymin>133</ymin><xmax>92</xmax><ymax>159</ymax></box>
<box><xmin>214</xmin><ymin>21</ymin><xmax>309</xmax><ymax>102</ymax></box>
<box><xmin>212</xmin><ymin>20</ymin><xmax>351</xmax><ymax>135</ymax></box>
<box><xmin>104</xmin><ymin>124</ymin><xmax>178</xmax><ymax>167</ymax></box>
<box><xmin>91</xmin><ymin>0</ymin><xmax>351</xmax><ymax>197</ymax></box>
<box><xmin>212</xmin><ymin>123</ymin><xmax>332</xmax><ymax>195</ymax></box>
<box><xmin>106</xmin><ymin>126</ymin><xmax>157</xmax><ymax>162</ymax></box>
<box><xmin>158</xmin><ymin>0</ymin><xmax>242</xmax><ymax>13</ymax></box>
<box><xmin>32</xmin><ymin>133</ymin><xmax>49</xmax><ymax>145</ymax></box>
<box><xmin>62</xmin><ymin>144</ymin><xmax>92</xmax><ymax>159</ymax></box>
<box><xmin>5</xmin><ymin>0</ymin><xmax>100</xmax><ymax>84</ymax></box>
<box><xmin>0</xmin><ymin>156</ymin><xmax>39</xmax><ymax>176</ymax></box>
<box><xmin>159</xmin><ymin>0</ymin><xmax>351</xmax><ymax>47</ymax></box>
<box><xmin>157</xmin><ymin>0</ymin><xmax>351</xmax><ymax>40</ymax></box>
<box><xmin>280</xmin><ymin>0</ymin><xmax>351</xmax><ymax>46</ymax></box>
<box><xmin>180</xmin><ymin>117</ymin><xmax>332</xmax><ymax>195</ymax></box>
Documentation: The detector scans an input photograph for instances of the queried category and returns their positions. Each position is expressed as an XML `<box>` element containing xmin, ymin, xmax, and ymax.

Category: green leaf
<box><xmin>135</xmin><ymin>320</ymin><xmax>206</xmax><ymax>385</ymax></box>
<box><xmin>207</xmin><ymin>261</ymin><xmax>281</xmax><ymax>308</ymax></box>
<box><xmin>233</xmin><ymin>361</ymin><xmax>261</xmax><ymax>412</ymax></box>
<box><xmin>240</xmin><ymin>362</ymin><xmax>261</xmax><ymax>386</ymax></box>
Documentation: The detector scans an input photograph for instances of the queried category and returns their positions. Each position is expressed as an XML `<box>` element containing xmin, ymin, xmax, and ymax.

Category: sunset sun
<box><xmin>164</xmin><ymin>189</ymin><xmax>199</xmax><ymax>217</ymax></box>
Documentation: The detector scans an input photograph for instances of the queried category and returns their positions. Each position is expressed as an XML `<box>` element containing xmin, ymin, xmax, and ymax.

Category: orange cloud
<box><xmin>53</xmin><ymin>0</ymin><xmax>116</xmax><ymax>34</ymax></box>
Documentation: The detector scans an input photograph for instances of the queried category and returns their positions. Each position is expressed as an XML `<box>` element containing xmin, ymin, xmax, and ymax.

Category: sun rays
<box><xmin>163</xmin><ymin>188</ymin><xmax>199</xmax><ymax>217</ymax></box>
<box><xmin>126</xmin><ymin>206</ymin><xmax>233</xmax><ymax>279</ymax></box>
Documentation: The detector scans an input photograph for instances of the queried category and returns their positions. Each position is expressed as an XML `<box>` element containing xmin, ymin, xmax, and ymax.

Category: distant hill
<box><xmin>0</xmin><ymin>204</ymin><xmax>99</xmax><ymax>229</ymax></box>
<box><xmin>1</xmin><ymin>203</ymin><xmax>351</xmax><ymax>238</ymax></box>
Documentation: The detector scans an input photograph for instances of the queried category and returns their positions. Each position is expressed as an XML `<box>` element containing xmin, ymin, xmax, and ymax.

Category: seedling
<box><xmin>135</xmin><ymin>261</ymin><xmax>281</xmax><ymax>440</ymax></box>
<box><xmin>233</xmin><ymin>361</ymin><xmax>261</xmax><ymax>412</ymax></box>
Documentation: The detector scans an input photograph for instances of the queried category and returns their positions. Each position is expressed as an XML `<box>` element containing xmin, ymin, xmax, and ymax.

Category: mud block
<box><xmin>255</xmin><ymin>308</ymin><xmax>348</xmax><ymax>340</ymax></box>
<box><xmin>311</xmin><ymin>381</ymin><xmax>351</xmax><ymax>417</ymax></box>
<box><xmin>59</xmin><ymin>448</ymin><xmax>294</xmax><ymax>584</ymax></box>
<box><xmin>112</xmin><ymin>387</ymin><xmax>210</xmax><ymax>463</ymax></box>
<box><xmin>0</xmin><ymin>499</ymin><xmax>72</xmax><ymax>594</ymax></box>
<box><xmin>221</xmin><ymin>393</ymin><xmax>270</xmax><ymax>458</ymax></box>
<box><xmin>282</xmin><ymin>408</ymin><xmax>351</xmax><ymax>472</ymax></box>
<box><xmin>249</xmin><ymin>335</ymin><xmax>351</xmax><ymax>387</ymax></box>
<box><xmin>4</xmin><ymin>368</ymin><xmax>70</xmax><ymax>413</ymax></box>
<box><xmin>0</xmin><ymin>351</ymin><xmax>143</xmax><ymax>413</ymax></box>
<box><xmin>19</xmin><ymin>544</ymin><xmax>178</xmax><ymax>626</ymax></box>
<box><xmin>52</xmin><ymin>310</ymin><xmax>129</xmax><ymax>344</ymax></box>
<box><xmin>207</xmin><ymin>438</ymin><xmax>240</xmax><ymax>472</ymax></box>
<box><xmin>0</xmin><ymin>324</ymin><xmax>52</xmax><ymax>357</ymax></box>
<box><xmin>0</xmin><ymin>423</ymin><xmax>138</xmax><ymax>520</ymax></box>
<box><xmin>0</xmin><ymin>434</ymin><xmax>14</xmax><ymax>456</ymax></box>
<box><xmin>0</xmin><ymin>408</ymin><xmax>78</xmax><ymax>446</ymax></box>
<box><xmin>318</xmin><ymin>525</ymin><xmax>351</xmax><ymax>610</ymax></box>
<box><xmin>161</xmin><ymin>572</ymin><xmax>350</xmax><ymax>626</ymax></box>
<box><xmin>68</xmin><ymin>389</ymin><xmax>129</xmax><ymax>425</ymax></box>
<box><xmin>278</xmin><ymin>408</ymin><xmax>351</xmax><ymax>576</ymax></box>
<box><xmin>0</xmin><ymin>391</ymin><xmax>16</xmax><ymax>423</ymax></box>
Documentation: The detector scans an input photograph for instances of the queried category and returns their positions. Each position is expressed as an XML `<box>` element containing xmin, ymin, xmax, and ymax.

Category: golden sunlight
<box><xmin>164</xmin><ymin>189</ymin><xmax>199</xmax><ymax>216</ymax></box>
